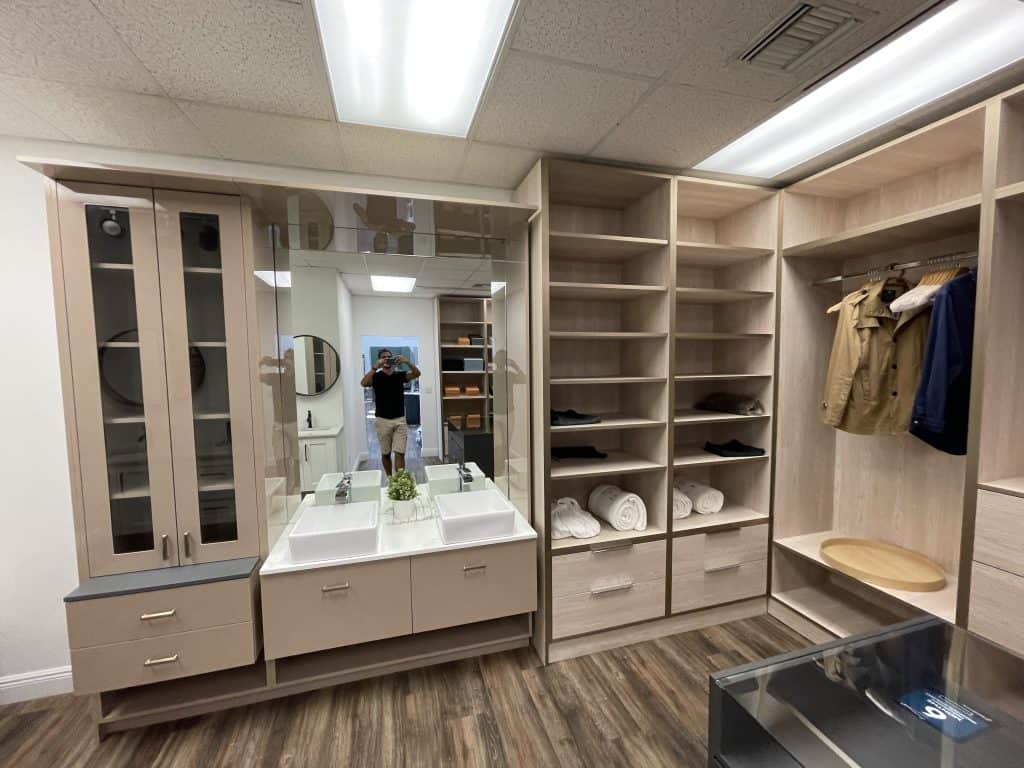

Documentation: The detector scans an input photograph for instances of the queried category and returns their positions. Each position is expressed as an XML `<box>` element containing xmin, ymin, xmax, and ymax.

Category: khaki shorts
<box><xmin>375</xmin><ymin>416</ymin><xmax>408</xmax><ymax>454</ymax></box>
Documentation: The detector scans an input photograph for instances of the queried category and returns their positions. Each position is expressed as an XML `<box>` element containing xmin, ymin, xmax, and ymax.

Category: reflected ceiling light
<box><xmin>695</xmin><ymin>0</ymin><xmax>1024</xmax><ymax>179</ymax></box>
<box><xmin>254</xmin><ymin>270</ymin><xmax>291</xmax><ymax>288</ymax></box>
<box><xmin>312</xmin><ymin>0</ymin><xmax>516</xmax><ymax>136</ymax></box>
<box><xmin>370</xmin><ymin>275</ymin><xmax>417</xmax><ymax>292</ymax></box>
<box><xmin>490</xmin><ymin>281</ymin><xmax>506</xmax><ymax>295</ymax></box>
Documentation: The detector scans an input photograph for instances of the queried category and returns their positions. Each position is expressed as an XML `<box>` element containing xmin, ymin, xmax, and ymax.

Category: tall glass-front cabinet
<box><xmin>56</xmin><ymin>182</ymin><xmax>259</xmax><ymax>576</ymax></box>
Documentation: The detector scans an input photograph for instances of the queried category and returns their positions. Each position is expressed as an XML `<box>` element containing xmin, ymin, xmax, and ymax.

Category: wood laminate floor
<box><xmin>0</xmin><ymin>615</ymin><xmax>805</xmax><ymax>768</ymax></box>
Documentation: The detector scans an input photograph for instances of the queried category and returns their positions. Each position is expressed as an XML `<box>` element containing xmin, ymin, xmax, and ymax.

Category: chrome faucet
<box><xmin>457</xmin><ymin>462</ymin><xmax>474</xmax><ymax>492</ymax></box>
<box><xmin>334</xmin><ymin>473</ymin><xmax>352</xmax><ymax>503</ymax></box>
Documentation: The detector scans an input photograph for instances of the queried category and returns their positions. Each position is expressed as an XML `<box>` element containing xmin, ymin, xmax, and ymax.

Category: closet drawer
<box><xmin>672</xmin><ymin>559</ymin><xmax>767</xmax><ymax>614</ymax></box>
<box><xmin>975</xmin><ymin>490</ymin><xmax>1024</xmax><ymax>577</ymax></box>
<box><xmin>262</xmin><ymin>558</ymin><xmax>412</xmax><ymax>660</ymax></box>
<box><xmin>552</xmin><ymin>540</ymin><xmax>666</xmax><ymax>598</ymax></box>
<box><xmin>673</xmin><ymin>524</ymin><xmax>769</xmax><ymax>574</ymax></box>
<box><xmin>70</xmin><ymin>621</ymin><xmax>257</xmax><ymax>694</ymax></box>
<box><xmin>553</xmin><ymin>578</ymin><xmax>666</xmax><ymax>639</ymax></box>
<box><xmin>970</xmin><ymin>562</ymin><xmax>1024</xmax><ymax>657</ymax></box>
<box><xmin>411</xmin><ymin>540</ymin><xmax>535</xmax><ymax>633</ymax></box>
<box><xmin>66</xmin><ymin>577</ymin><xmax>254</xmax><ymax>649</ymax></box>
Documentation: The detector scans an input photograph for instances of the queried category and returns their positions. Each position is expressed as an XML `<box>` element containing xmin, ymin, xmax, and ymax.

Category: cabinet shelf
<box><xmin>676</xmin><ymin>242</ymin><xmax>772</xmax><ymax>266</ymax></box>
<box><xmin>550</xmin><ymin>231</ymin><xmax>668</xmax><ymax>261</ymax></box>
<box><xmin>105</xmin><ymin>415</ymin><xmax>146</xmax><ymax>425</ymax></box>
<box><xmin>439</xmin><ymin>321</ymin><xmax>488</xmax><ymax>326</ymax></box>
<box><xmin>92</xmin><ymin>262</ymin><xmax>134</xmax><ymax>271</ymax></box>
<box><xmin>551</xmin><ymin>375</ymin><xmax>666</xmax><ymax>385</ymax></box>
<box><xmin>198</xmin><ymin>481</ymin><xmax>234</xmax><ymax>493</ymax></box>
<box><xmin>550</xmin><ymin>415</ymin><xmax>665</xmax><ymax>433</ymax></box>
<box><xmin>183</xmin><ymin>266</ymin><xmax>223</xmax><ymax>275</ymax></box>
<box><xmin>550</xmin><ymin>282</ymin><xmax>667</xmax><ymax>300</ymax></box>
<box><xmin>440</xmin><ymin>344</ymin><xmax>487</xmax><ymax>350</ymax></box>
<box><xmin>194</xmin><ymin>412</ymin><xmax>231</xmax><ymax>421</ymax></box>
<box><xmin>673</xmin><ymin>409</ymin><xmax>769</xmax><ymax>426</ymax></box>
<box><xmin>110</xmin><ymin>486</ymin><xmax>150</xmax><ymax>500</ymax></box>
<box><xmin>550</xmin><ymin>451</ymin><xmax>665</xmax><ymax>479</ymax></box>
<box><xmin>672</xmin><ymin>505</ymin><xmax>768</xmax><ymax>535</ymax></box>
<box><xmin>995</xmin><ymin>180</ymin><xmax>1024</xmax><ymax>201</ymax></box>
<box><xmin>551</xmin><ymin>331</ymin><xmax>667</xmax><ymax>340</ymax></box>
<box><xmin>978</xmin><ymin>475</ymin><xmax>1024</xmax><ymax>498</ymax></box>
<box><xmin>442</xmin><ymin>395</ymin><xmax>487</xmax><ymax>401</ymax></box>
<box><xmin>551</xmin><ymin>524</ymin><xmax>667</xmax><ymax>553</ymax></box>
<box><xmin>99</xmin><ymin>341</ymin><xmax>140</xmax><ymax>349</ymax></box>
<box><xmin>772</xmin><ymin>583</ymin><xmax>906</xmax><ymax>639</ymax></box>
<box><xmin>191</xmin><ymin>341</ymin><xmax>227</xmax><ymax>348</ymax></box>
<box><xmin>674</xmin><ymin>373</ymin><xmax>771</xmax><ymax>382</ymax></box>
<box><xmin>675</xmin><ymin>288</ymin><xmax>773</xmax><ymax>304</ymax></box>
<box><xmin>673</xmin><ymin>446</ymin><xmax>769</xmax><ymax>468</ymax></box>
<box><xmin>675</xmin><ymin>332</ymin><xmax>771</xmax><ymax>341</ymax></box>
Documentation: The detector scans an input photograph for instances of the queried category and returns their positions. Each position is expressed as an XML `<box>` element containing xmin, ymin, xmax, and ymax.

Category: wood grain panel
<box><xmin>671</xmin><ymin>559</ymin><xmax>766</xmax><ymax>614</ymax></box>
<box><xmin>552</xmin><ymin>578</ymin><xmax>665</xmax><ymax>639</ymax></box>
<box><xmin>969</xmin><ymin>562</ymin><xmax>1024</xmax><ymax>657</ymax></box>
<box><xmin>551</xmin><ymin>541</ymin><xmax>665</xmax><ymax>597</ymax></box>
<box><xmin>974</xmin><ymin>490</ymin><xmax>1024</xmax><ymax>576</ymax></box>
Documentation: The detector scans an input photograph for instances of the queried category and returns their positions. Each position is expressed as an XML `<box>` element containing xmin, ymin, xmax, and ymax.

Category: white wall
<box><xmin>290</xmin><ymin>266</ymin><xmax>345</xmax><ymax>435</ymax></box>
<box><xmin>350</xmin><ymin>295</ymin><xmax>441</xmax><ymax>459</ymax></box>
<box><xmin>335</xmin><ymin>273</ymin><xmax>363</xmax><ymax>471</ymax></box>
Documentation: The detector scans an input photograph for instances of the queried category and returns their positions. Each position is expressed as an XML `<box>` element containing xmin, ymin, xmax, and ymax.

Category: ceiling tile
<box><xmin>361</xmin><ymin>254</ymin><xmax>424</xmax><ymax>277</ymax></box>
<box><xmin>93</xmin><ymin>0</ymin><xmax>333</xmax><ymax>119</ymax></box>
<box><xmin>666</xmin><ymin>38</ymin><xmax>797</xmax><ymax>101</ymax></box>
<box><xmin>473</xmin><ymin>53</ymin><xmax>650</xmax><ymax>153</ymax></box>
<box><xmin>336</xmin><ymin>124</ymin><xmax>469</xmax><ymax>182</ymax></box>
<box><xmin>0</xmin><ymin>0</ymin><xmax>163</xmax><ymax>94</ymax></box>
<box><xmin>178</xmin><ymin>102</ymin><xmax>343</xmax><ymax>170</ymax></box>
<box><xmin>592</xmin><ymin>84</ymin><xmax>774</xmax><ymax>169</ymax></box>
<box><xmin>460</xmin><ymin>143</ymin><xmax>539</xmax><ymax>188</ymax></box>
<box><xmin>512</xmin><ymin>0</ymin><xmax>682</xmax><ymax>78</ymax></box>
<box><xmin>0</xmin><ymin>87</ymin><xmax>68</xmax><ymax>141</ymax></box>
<box><xmin>0</xmin><ymin>76</ymin><xmax>217</xmax><ymax>155</ymax></box>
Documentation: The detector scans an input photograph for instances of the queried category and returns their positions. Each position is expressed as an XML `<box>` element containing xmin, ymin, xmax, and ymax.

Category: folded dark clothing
<box><xmin>551</xmin><ymin>409</ymin><xmax>602</xmax><ymax>426</ymax></box>
<box><xmin>552</xmin><ymin>445</ymin><xmax>608</xmax><ymax>461</ymax></box>
<box><xmin>704</xmin><ymin>439</ymin><xmax>765</xmax><ymax>458</ymax></box>
<box><xmin>695</xmin><ymin>392</ymin><xmax>765</xmax><ymax>416</ymax></box>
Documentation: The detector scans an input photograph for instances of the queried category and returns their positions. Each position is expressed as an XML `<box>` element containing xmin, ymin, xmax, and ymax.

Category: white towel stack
<box><xmin>588</xmin><ymin>485</ymin><xmax>647</xmax><ymax>531</ymax></box>
<box><xmin>672</xmin><ymin>487</ymin><xmax>693</xmax><ymax>519</ymax></box>
<box><xmin>675</xmin><ymin>479</ymin><xmax>724</xmax><ymax>515</ymax></box>
<box><xmin>551</xmin><ymin>497</ymin><xmax>601</xmax><ymax>540</ymax></box>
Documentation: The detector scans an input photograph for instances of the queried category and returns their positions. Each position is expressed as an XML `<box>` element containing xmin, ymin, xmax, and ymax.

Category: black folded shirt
<box><xmin>551</xmin><ymin>409</ymin><xmax>602</xmax><ymax>426</ymax></box>
<box><xmin>704</xmin><ymin>439</ymin><xmax>765</xmax><ymax>458</ymax></box>
<box><xmin>552</xmin><ymin>445</ymin><xmax>608</xmax><ymax>461</ymax></box>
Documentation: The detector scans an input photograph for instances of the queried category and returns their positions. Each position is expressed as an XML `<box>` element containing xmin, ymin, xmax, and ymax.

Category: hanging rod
<box><xmin>812</xmin><ymin>250</ymin><xmax>978</xmax><ymax>286</ymax></box>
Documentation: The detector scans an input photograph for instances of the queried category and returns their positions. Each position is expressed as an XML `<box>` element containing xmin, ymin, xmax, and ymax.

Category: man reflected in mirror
<box><xmin>360</xmin><ymin>348</ymin><xmax>421</xmax><ymax>476</ymax></box>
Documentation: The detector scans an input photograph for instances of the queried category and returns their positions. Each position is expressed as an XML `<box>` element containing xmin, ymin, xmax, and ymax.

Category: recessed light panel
<box><xmin>371</xmin><ymin>275</ymin><xmax>417</xmax><ymax>293</ymax></box>
<box><xmin>695</xmin><ymin>0</ymin><xmax>1024</xmax><ymax>179</ymax></box>
<box><xmin>312</xmin><ymin>0</ymin><xmax>516</xmax><ymax>137</ymax></box>
<box><xmin>254</xmin><ymin>270</ymin><xmax>291</xmax><ymax>288</ymax></box>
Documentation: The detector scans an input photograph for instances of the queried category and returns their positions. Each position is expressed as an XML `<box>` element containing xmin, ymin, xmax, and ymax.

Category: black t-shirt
<box><xmin>372</xmin><ymin>370</ymin><xmax>406</xmax><ymax>419</ymax></box>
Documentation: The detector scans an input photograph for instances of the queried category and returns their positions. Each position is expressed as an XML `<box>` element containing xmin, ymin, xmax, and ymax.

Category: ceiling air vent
<box><xmin>739</xmin><ymin>2</ymin><xmax>874</xmax><ymax>72</ymax></box>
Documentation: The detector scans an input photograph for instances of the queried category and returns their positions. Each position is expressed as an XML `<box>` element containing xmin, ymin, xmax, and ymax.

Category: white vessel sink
<box><xmin>287</xmin><ymin>501</ymin><xmax>380</xmax><ymax>563</ymax></box>
<box><xmin>314</xmin><ymin>470</ymin><xmax>382</xmax><ymax>506</ymax></box>
<box><xmin>435</xmin><ymin>489</ymin><xmax>515</xmax><ymax>544</ymax></box>
<box><xmin>425</xmin><ymin>462</ymin><xmax>485</xmax><ymax>497</ymax></box>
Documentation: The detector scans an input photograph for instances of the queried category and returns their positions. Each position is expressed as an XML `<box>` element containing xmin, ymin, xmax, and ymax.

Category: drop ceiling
<box><xmin>0</xmin><ymin>0</ymin><xmax>955</xmax><ymax>188</ymax></box>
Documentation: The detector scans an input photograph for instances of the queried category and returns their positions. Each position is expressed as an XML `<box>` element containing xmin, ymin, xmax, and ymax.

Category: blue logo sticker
<box><xmin>899</xmin><ymin>689</ymin><xmax>991</xmax><ymax>742</ymax></box>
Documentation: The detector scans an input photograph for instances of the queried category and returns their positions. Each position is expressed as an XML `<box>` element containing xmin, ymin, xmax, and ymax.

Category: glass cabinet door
<box><xmin>155</xmin><ymin>190</ymin><xmax>258</xmax><ymax>563</ymax></box>
<box><xmin>57</xmin><ymin>183</ymin><xmax>179</xmax><ymax>576</ymax></box>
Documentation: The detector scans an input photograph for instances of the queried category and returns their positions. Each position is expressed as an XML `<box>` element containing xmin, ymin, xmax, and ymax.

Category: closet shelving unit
<box><xmin>437</xmin><ymin>296</ymin><xmax>493</xmax><ymax>448</ymax></box>
<box><xmin>530</xmin><ymin>158</ymin><xmax>779</xmax><ymax>662</ymax></box>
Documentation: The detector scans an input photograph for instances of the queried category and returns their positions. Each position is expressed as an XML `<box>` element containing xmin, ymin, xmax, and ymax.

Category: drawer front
<box><xmin>66</xmin><ymin>577</ymin><xmax>254</xmax><ymax>649</ymax></box>
<box><xmin>411</xmin><ymin>540</ymin><xmax>536</xmax><ymax>633</ymax></box>
<box><xmin>552</xmin><ymin>540</ymin><xmax>665</xmax><ymax>598</ymax></box>
<box><xmin>673</xmin><ymin>524</ymin><xmax>768</xmax><ymax>574</ymax></box>
<box><xmin>970</xmin><ymin>562</ymin><xmax>1024</xmax><ymax>656</ymax></box>
<box><xmin>975</xmin><ymin>490</ymin><xmax>1024</xmax><ymax>576</ymax></box>
<box><xmin>70</xmin><ymin>621</ymin><xmax>256</xmax><ymax>694</ymax></box>
<box><xmin>553</xmin><ymin>578</ymin><xmax>665</xmax><ymax>639</ymax></box>
<box><xmin>262</xmin><ymin>558</ymin><xmax>412</xmax><ymax>660</ymax></box>
<box><xmin>672</xmin><ymin>559</ymin><xmax>766</xmax><ymax>614</ymax></box>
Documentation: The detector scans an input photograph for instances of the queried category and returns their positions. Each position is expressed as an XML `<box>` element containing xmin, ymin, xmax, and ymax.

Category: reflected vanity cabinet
<box><xmin>52</xmin><ymin>181</ymin><xmax>261</xmax><ymax>578</ymax></box>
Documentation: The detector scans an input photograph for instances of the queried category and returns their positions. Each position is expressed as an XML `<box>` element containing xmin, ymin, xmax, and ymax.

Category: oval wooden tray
<box><xmin>819</xmin><ymin>537</ymin><xmax>947</xmax><ymax>593</ymax></box>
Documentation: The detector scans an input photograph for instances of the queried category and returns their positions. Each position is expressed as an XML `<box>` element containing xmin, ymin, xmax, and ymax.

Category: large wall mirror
<box><xmin>294</xmin><ymin>334</ymin><xmax>340</xmax><ymax>396</ymax></box>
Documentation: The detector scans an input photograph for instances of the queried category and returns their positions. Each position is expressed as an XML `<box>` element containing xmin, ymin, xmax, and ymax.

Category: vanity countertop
<box><xmin>298</xmin><ymin>425</ymin><xmax>343</xmax><ymax>439</ymax></box>
<box><xmin>260</xmin><ymin>481</ymin><xmax>536</xmax><ymax>577</ymax></box>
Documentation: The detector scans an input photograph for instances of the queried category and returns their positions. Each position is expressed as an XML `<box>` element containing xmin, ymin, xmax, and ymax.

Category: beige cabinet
<box><xmin>55</xmin><ymin>182</ymin><xmax>259</xmax><ymax>575</ymax></box>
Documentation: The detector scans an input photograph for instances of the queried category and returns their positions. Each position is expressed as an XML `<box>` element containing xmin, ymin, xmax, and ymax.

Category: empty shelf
<box><xmin>183</xmin><ymin>266</ymin><xmax>223</xmax><ymax>275</ymax></box>
<box><xmin>439</xmin><ymin>321</ymin><xmax>487</xmax><ymax>326</ymax></box>
<box><xmin>673</xmin><ymin>446</ymin><xmax>769</xmax><ymax>468</ymax></box>
<box><xmin>676</xmin><ymin>242</ymin><xmax>772</xmax><ymax>266</ymax></box>
<box><xmin>92</xmin><ymin>262</ymin><xmax>134</xmax><ymax>271</ymax></box>
<box><xmin>978</xmin><ymin>476</ymin><xmax>1024</xmax><ymax>499</ymax></box>
<box><xmin>442</xmin><ymin>371</ymin><xmax>487</xmax><ymax>375</ymax></box>
<box><xmin>772</xmin><ymin>583</ymin><xmax>907</xmax><ymax>639</ymax></box>
<box><xmin>198</xmin><ymin>481</ymin><xmax>234</xmax><ymax>493</ymax></box>
<box><xmin>676</xmin><ymin>287</ymin><xmax>773</xmax><ymax>304</ymax></box>
<box><xmin>674</xmin><ymin>373</ymin><xmax>772</xmax><ymax>382</ymax></box>
<box><xmin>673</xmin><ymin>505</ymin><xmax>768</xmax><ymax>534</ymax></box>
<box><xmin>773</xmin><ymin>531</ymin><xmax>957</xmax><ymax>622</ymax></box>
<box><xmin>550</xmin><ymin>451</ymin><xmax>665</xmax><ymax>479</ymax></box>
<box><xmin>105</xmin><ymin>415</ymin><xmax>146</xmax><ymax>425</ymax></box>
<box><xmin>673</xmin><ymin>409</ymin><xmax>770</xmax><ymax>425</ymax></box>
<box><xmin>443</xmin><ymin>395</ymin><xmax>487</xmax><ymax>400</ymax></box>
<box><xmin>551</xmin><ymin>375</ymin><xmax>666</xmax><ymax>385</ymax></box>
<box><xmin>110</xmin><ymin>486</ymin><xmax>150</xmax><ymax>500</ymax></box>
<box><xmin>552</xmin><ymin>523</ymin><xmax>667</xmax><ymax>553</ymax></box>
<box><xmin>441</xmin><ymin>344</ymin><xmax>487</xmax><ymax>349</ymax></box>
<box><xmin>550</xmin><ymin>282</ymin><xmax>667</xmax><ymax>299</ymax></box>
<box><xmin>550</xmin><ymin>415</ymin><xmax>665</xmax><ymax>433</ymax></box>
<box><xmin>675</xmin><ymin>332</ymin><xmax>771</xmax><ymax>341</ymax></box>
<box><xmin>551</xmin><ymin>331</ymin><xmax>667</xmax><ymax>340</ymax></box>
<box><xmin>550</xmin><ymin>231</ymin><xmax>668</xmax><ymax>261</ymax></box>
<box><xmin>995</xmin><ymin>180</ymin><xmax>1024</xmax><ymax>201</ymax></box>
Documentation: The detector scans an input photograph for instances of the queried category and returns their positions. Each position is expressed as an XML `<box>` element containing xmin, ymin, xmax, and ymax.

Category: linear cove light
<box><xmin>695</xmin><ymin>0</ymin><xmax>1024</xmax><ymax>179</ymax></box>
<box><xmin>312</xmin><ymin>0</ymin><xmax>515</xmax><ymax>137</ymax></box>
<box><xmin>370</xmin><ymin>275</ymin><xmax>417</xmax><ymax>293</ymax></box>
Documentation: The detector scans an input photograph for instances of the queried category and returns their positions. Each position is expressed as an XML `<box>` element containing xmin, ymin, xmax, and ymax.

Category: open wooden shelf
<box><xmin>996</xmin><ymin>180</ymin><xmax>1024</xmax><ymax>201</ymax></box>
<box><xmin>442</xmin><ymin>395</ymin><xmax>487</xmax><ymax>401</ymax></box>
<box><xmin>551</xmin><ymin>375</ymin><xmax>666</xmax><ymax>386</ymax></box>
<box><xmin>783</xmin><ymin>195</ymin><xmax>982</xmax><ymax>259</ymax></box>
<box><xmin>549</xmin><ymin>231</ymin><xmax>668</xmax><ymax>261</ymax></box>
<box><xmin>673</xmin><ymin>446</ymin><xmax>769</xmax><ymax>468</ymax></box>
<box><xmin>550</xmin><ymin>282</ymin><xmax>666</xmax><ymax>299</ymax></box>
<box><xmin>550</xmin><ymin>451</ymin><xmax>665</xmax><ymax>479</ymax></box>
<box><xmin>772</xmin><ymin>583</ymin><xmax>908</xmax><ymax>639</ymax></box>
<box><xmin>676</xmin><ymin>242</ymin><xmax>772</xmax><ymax>266</ymax></box>
<box><xmin>550</xmin><ymin>415</ymin><xmax>665</xmax><ymax>433</ymax></box>
<box><xmin>551</xmin><ymin>331</ymin><xmax>667</xmax><ymax>340</ymax></box>
<box><xmin>773</xmin><ymin>532</ymin><xmax>957</xmax><ymax>622</ymax></box>
<box><xmin>675</xmin><ymin>287</ymin><xmax>773</xmax><ymax>304</ymax></box>
<box><xmin>551</xmin><ymin>524</ymin><xmax>667</xmax><ymax>553</ymax></box>
<box><xmin>673</xmin><ymin>409</ymin><xmax>769</xmax><ymax>426</ymax></box>
<box><xmin>440</xmin><ymin>344</ymin><xmax>487</xmax><ymax>350</ymax></box>
<box><xmin>440</xmin><ymin>320</ymin><xmax>488</xmax><ymax>326</ymax></box>
<box><xmin>674</xmin><ymin>373</ymin><xmax>772</xmax><ymax>382</ymax></box>
<box><xmin>978</xmin><ymin>476</ymin><xmax>1024</xmax><ymax>499</ymax></box>
<box><xmin>672</xmin><ymin>505</ymin><xmax>767</xmax><ymax>535</ymax></box>
<box><xmin>675</xmin><ymin>332</ymin><xmax>771</xmax><ymax>341</ymax></box>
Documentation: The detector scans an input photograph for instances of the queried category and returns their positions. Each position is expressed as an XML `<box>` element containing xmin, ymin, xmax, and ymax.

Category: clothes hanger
<box><xmin>889</xmin><ymin>264</ymin><xmax>969</xmax><ymax>313</ymax></box>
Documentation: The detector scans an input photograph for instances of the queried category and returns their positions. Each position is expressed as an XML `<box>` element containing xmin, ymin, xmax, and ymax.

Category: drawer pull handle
<box><xmin>160</xmin><ymin>534</ymin><xmax>169</xmax><ymax>560</ymax></box>
<box><xmin>143</xmin><ymin>653</ymin><xmax>179</xmax><ymax>667</ymax></box>
<box><xmin>183</xmin><ymin>531</ymin><xmax>192</xmax><ymax>558</ymax></box>
<box><xmin>705</xmin><ymin>563</ymin><xmax>742</xmax><ymax>574</ymax></box>
<box><xmin>590</xmin><ymin>580</ymin><xmax>634</xmax><ymax>596</ymax></box>
<box><xmin>590</xmin><ymin>541</ymin><xmax>634</xmax><ymax>554</ymax></box>
<box><xmin>322</xmin><ymin>582</ymin><xmax>351</xmax><ymax>593</ymax></box>
<box><xmin>140</xmin><ymin>609</ymin><xmax>176</xmax><ymax>621</ymax></box>
<box><xmin>463</xmin><ymin>564</ymin><xmax>488</xmax><ymax>573</ymax></box>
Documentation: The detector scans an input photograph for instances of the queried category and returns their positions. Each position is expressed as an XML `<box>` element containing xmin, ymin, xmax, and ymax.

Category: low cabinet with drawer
<box><xmin>671</xmin><ymin>524</ymin><xmax>768</xmax><ymax>615</ymax></box>
<box><xmin>969</xmin><ymin>489</ymin><xmax>1024</xmax><ymax>656</ymax></box>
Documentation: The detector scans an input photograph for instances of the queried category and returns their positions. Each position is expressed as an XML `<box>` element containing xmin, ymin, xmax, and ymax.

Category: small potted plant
<box><xmin>387</xmin><ymin>470</ymin><xmax>419</xmax><ymax>523</ymax></box>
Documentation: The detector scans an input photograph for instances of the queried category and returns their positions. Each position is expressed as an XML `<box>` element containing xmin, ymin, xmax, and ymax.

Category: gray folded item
<box><xmin>694</xmin><ymin>391</ymin><xmax>765</xmax><ymax>416</ymax></box>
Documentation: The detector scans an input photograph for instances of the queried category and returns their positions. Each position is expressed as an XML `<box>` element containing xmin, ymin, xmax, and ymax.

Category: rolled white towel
<box><xmin>676</xmin><ymin>479</ymin><xmax>724</xmax><ymax>515</ymax></box>
<box><xmin>551</xmin><ymin>497</ymin><xmax>601</xmax><ymax>540</ymax></box>
<box><xmin>673</xmin><ymin>486</ymin><xmax>693</xmax><ymax>519</ymax></box>
<box><xmin>588</xmin><ymin>484</ymin><xmax>647</xmax><ymax>531</ymax></box>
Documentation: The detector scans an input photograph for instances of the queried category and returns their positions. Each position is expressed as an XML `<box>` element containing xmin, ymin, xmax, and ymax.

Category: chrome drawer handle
<box><xmin>322</xmin><ymin>582</ymin><xmax>351</xmax><ymax>593</ymax></box>
<box><xmin>705</xmin><ymin>563</ymin><xmax>742</xmax><ymax>574</ymax></box>
<box><xmin>463</xmin><ymin>564</ymin><xmax>488</xmax><ymax>573</ymax></box>
<box><xmin>590</xmin><ymin>580</ymin><xmax>634</xmax><ymax>596</ymax></box>
<box><xmin>144</xmin><ymin>653</ymin><xmax>179</xmax><ymax>667</ymax></box>
<box><xmin>590</xmin><ymin>541</ymin><xmax>634</xmax><ymax>554</ymax></box>
<box><xmin>140</xmin><ymin>609</ymin><xmax>176</xmax><ymax>621</ymax></box>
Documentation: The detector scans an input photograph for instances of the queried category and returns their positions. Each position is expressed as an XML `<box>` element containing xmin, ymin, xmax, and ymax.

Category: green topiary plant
<box><xmin>386</xmin><ymin>470</ymin><xmax>418</xmax><ymax>501</ymax></box>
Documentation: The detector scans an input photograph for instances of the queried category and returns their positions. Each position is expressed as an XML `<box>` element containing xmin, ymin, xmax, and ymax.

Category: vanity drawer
<box><xmin>672</xmin><ymin>524</ymin><xmax>768</xmax><ymax>573</ymax></box>
<box><xmin>66</xmin><ymin>577</ymin><xmax>254</xmax><ymax>649</ymax></box>
<box><xmin>551</xmin><ymin>540</ymin><xmax>665</xmax><ymax>598</ymax></box>
<box><xmin>970</xmin><ymin>562</ymin><xmax>1024</xmax><ymax>656</ymax></box>
<box><xmin>552</xmin><ymin>578</ymin><xmax>665</xmax><ymax>639</ymax></box>
<box><xmin>261</xmin><ymin>558</ymin><xmax>412</xmax><ymax>660</ymax></box>
<box><xmin>671</xmin><ymin>559</ymin><xmax>766</xmax><ymax>614</ymax></box>
<box><xmin>975</xmin><ymin>490</ymin><xmax>1024</xmax><ymax>576</ymax></box>
<box><xmin>411</xmin><ymin>540</ymin><xmax>536</xmax><ymax>633</ymax></box>
<box><xmin>70</xmin><ymin>621</ymin><xmax>257</xmax><ymax>694</ymax></box>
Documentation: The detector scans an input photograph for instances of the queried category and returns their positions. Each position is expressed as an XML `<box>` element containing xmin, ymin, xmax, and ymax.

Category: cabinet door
<box><xmin>57</xmin><ymin>182</ymin><xmax>179</xmax><ymax>575</ymax></box>
<box><xmin>298</xmin><ymin>439</ymin><xmax>333</xmax><ymax>492</ymax></box>
<box><xmin>154</xmin><ymin>191</ymin><xmax>258</xmax><ymax>563</ymax></box>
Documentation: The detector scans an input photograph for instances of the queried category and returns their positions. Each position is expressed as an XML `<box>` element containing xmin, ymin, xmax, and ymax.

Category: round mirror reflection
<box><xmin>294</xmin><ymin>335</ymin><xmax>340</xmax><ymax>396</ymax></box>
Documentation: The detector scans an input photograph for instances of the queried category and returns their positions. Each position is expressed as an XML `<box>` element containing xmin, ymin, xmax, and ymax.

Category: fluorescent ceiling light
<box><xmin>254</xmin><ymin>270</ymin><xmax>291</xmax><ymax>288</ymax></box>
<box><xmin>312</xmin><ymin>0</ymin><xmax>515</xmax><ymax>137</ymax></box>
<box><xmin>695</xmin><ymin>0</ymin><xmax>1024</xmax><ymax>179</ymax></box>
<box><xmin>371</xmin><ymin>275</ymin><xmax>417</xmax><ymax>293</ymax></box>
